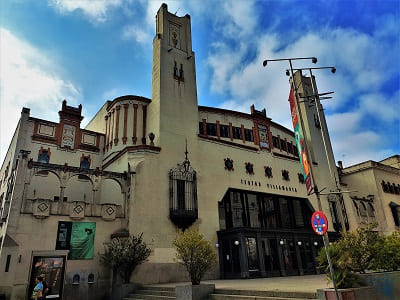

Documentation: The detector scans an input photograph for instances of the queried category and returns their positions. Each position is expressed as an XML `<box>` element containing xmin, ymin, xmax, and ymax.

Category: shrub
<box><xmin>371</xmin><ymin>231</ymin><xmax>400</xmax><ymax>271</ymax></box>
<box><xmin>173</xmin><ymin>228</ymin><xmax>217</xmax><ymax>285</ymax></box>
<box><xmin>317</xmin><ymin>243</ymin><xmax>364</xmax><ymax>288</ymax></box>
<box><xmin>99</xmin><ymin>233</ymin><xmax>151</xmax><ymax>283</ymax></box>
<box><xmin>338</xmin><ymin>223</ymin><xmax>382</xmax><ymax>273</ymax></box>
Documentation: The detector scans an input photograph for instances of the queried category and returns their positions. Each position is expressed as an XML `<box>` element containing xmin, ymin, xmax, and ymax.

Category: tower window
<box><xmin>80</xmin><ymin>157</ymin><xmax>90</xmax><ymax>169</ymax></box>
<box><xmin>38</xmin><ymin>150</ymin><xmax>50</xmax><ymax>163</ymax></box>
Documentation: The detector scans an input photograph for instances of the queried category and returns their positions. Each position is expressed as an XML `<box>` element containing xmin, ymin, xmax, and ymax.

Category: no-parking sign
<box><xmin>311</xmin><ymin>211</ymin><xmax>328</xmax><ymax>235</ymax></box>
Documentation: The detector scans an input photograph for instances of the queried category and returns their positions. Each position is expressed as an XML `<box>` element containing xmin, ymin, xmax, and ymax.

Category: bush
<box><xmin>173</xmin><ymin>228</ymin><xmax>217</xmax><ymax>285</ymax></box>
<box><xmin>317</xmin><ymin>243</ymin><xmax>364</xmax><ymax>288</ymax></box>
<box><xmin>371</xmin><ymin>231</ymin><xmax>400</xmax><ymax>271</ymax></box>
<box><xmin>100</xmin><ymin>233</ymin><xmax>151</xmax><ymax>283</ymax></box>
<box><xmin>338</xmin><ymin>223</ymin><xmax>382</xmax><ymax>273</ymax></box>
<box><xmin>317</xmin><ymin>224</ymin><xmax>400</xmax><ymax>288</ymax></box>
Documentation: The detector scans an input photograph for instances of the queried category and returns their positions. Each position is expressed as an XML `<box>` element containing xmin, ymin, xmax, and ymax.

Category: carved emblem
<box><xmin>264</xmin><ymin>166</ymin><xmax>272</xmax><ymax>178</ymax></box>
<box><xmin>282</xmin><ymin>169</ymin><xmax>290</xmax><ymax>181</ymax></box>
<box><xmin>224</xmin><ymin>158</ymin><xmax>234</xmax><ymax>171</ymax></box>
<box><xmin>245</xmin><ymin>162</ymin><xmax>254</xmax><ymax>175</ymax></box>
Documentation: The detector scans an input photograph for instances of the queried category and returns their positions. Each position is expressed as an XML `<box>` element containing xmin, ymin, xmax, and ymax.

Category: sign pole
<box><xmin>289</xmin><ymin>63</ymin><xmax>340</xmax><ymax>300</ymax></box>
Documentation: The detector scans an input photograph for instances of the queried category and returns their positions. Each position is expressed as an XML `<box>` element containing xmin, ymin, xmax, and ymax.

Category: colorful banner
<box><xmin>288</xmin><ymin>88</ymin><xmax>313</xmax><ymax>195</ymax></box>
<box><xmin>69</xmin><ymin>222</ymin><xmax>96</xmax><ymax>260</ymax></box>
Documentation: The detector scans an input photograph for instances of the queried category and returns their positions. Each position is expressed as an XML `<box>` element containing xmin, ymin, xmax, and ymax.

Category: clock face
<box><xmin>169</xmin><ymin>23</ymin><xmax>181</xmax><ymax>49</ymax></box>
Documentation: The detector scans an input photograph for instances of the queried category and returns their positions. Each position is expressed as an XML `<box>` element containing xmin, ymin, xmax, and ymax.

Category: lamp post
<box><xmin>289</xmin><ymin>66</ymin><xmax>348</xmax><ymax>234</ymax></box>
<box><xmin>263</xmin><ymin>58</ymin><xmax>340</xmax><ymax>300</ymax></box>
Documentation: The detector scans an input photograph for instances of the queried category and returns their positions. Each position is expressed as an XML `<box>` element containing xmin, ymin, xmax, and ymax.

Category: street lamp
<box><xmin>263</xmin><ymin>58</ymin><xmax>340</xmax><ymax>300</ymax></box>
<box><xmin>288</xmin><ymin>66</ymin><xmax>349</xmax><ymax>234</ymax></box>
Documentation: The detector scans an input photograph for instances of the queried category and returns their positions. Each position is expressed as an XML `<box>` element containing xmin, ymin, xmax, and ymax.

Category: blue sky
<box><xmin>0</xmin><ymin>0</ymin><xmax>399</xmax><ymax>166</ymax></box>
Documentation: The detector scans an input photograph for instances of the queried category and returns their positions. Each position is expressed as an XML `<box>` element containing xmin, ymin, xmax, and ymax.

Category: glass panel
<box><xmin>279</xmin><ymin>198</ymin><xmax>291</xmax><ymax>228</ymax></box>
<box><xmin>247</xmin><ymin>194</ymin><xmax>259</xmax><ymax>228</ymax></box>
<box><xmin>282</xmin><ymin>239</ymin><xmax>298</xmax><ymax>270</ymax></box>
<box><xmin>265</xmin><ymin>196</ymin><xmax>277</xmax><ymax>228</ymax></box>
<box><xmin>293</xmin><ymin>199</ymin><xmax>304</xmax><ymax>227</ymax></box>
<box><xmin>177</xmin><ymin>180</ymin><xmax>185</xmax><ymax>209</ymax></box>
<box><xmin>231</xmin><ymin>191</ymin><xmax>244</xmax><ymax>227</ymax></box>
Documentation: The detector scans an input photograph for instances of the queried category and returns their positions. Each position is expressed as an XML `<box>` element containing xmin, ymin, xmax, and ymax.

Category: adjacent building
<box><xmin>0</xmin><ymin>4</ymin><xmax>398</xmax><ymax>300</ymax></box>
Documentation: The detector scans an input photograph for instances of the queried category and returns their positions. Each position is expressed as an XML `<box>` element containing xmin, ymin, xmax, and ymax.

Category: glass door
<box><xmin>281</xmin><ymin>239</ymin><xmax>299</xmax><ymax>276</ymax></box>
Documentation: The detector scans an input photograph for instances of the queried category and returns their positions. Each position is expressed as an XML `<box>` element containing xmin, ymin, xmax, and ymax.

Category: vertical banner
<box><xmin>69</xmin><ymin>222</ymin><xmax>96</xmax><ymax>260</ymax></box>
<box><xmin>288</xmin><ymin>88</ymin><xmax>313</xmax><ymax>195</ymax></box>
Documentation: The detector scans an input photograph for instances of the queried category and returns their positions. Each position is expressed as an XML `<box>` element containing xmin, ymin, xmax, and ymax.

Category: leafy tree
<box><xmin>338</xmin><ymin>223</ymin><xmax>382</xmax><ymax>273</ymax></box>
<box><xmin>100</xmin><ymin>233</ymin><xmax>151</xmax><ymax>284</ymax></box>
<box><xmin>371</xmin><ymin>231</ymin><xmax>400</xmax><ymax>271</ymax></box>
<box><xmin>173</xmin><ymin>228</ymin><xmax>217</xmax><ymax>285</ymax></box>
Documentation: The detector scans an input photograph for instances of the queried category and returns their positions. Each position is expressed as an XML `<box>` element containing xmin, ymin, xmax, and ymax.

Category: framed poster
<box><xmin>29</xmin><ymin>256</ymin><xmax>66</xmax><ymax>300</ymax></box>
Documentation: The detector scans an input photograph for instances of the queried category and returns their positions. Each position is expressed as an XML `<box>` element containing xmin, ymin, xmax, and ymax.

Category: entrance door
<box><xmin>281</xmin><ymin>239</ymin><xmax>299</xmax><ymax>276</ymax></box>
<box><xmin>29</xmin><ymin>256</ymin><xmax>66</xmax><ymax>300</ymax></box>
<box><xmin>246</xmin><ymin>237</ymin><xmax>259</xmax><ymax>277</ymax></box>
<box><xmin>261</xmin><ymin>238</ymin><xmax>280</xmax><ymax>277</ymax></box>
<box><xmin>221</xmin><ymin>239</ymin><xmax>241</xmax><ymax>278</ymax></box>
<box><xmin>298</xmin><ymin>239</ymin><xmax>315</xmax><ymax>274</ymax></box>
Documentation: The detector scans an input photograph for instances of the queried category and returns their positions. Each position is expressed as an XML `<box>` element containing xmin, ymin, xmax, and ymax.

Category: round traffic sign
<box><xmin>311</xmin><ymin>211</ymin><xmax>328</xmax><ymax>235</ymax></box>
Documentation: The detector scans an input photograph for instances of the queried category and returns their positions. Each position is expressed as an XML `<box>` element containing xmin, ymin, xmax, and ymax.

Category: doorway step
<box><xmin>208</xmin><ymin>289</ymin><xmax>317</xmax><ymax>300</ymax></box>
<box><xmin>123</xmin><ymin>286</ymin><xmax>176</xmax><ymax>300</ymax></box>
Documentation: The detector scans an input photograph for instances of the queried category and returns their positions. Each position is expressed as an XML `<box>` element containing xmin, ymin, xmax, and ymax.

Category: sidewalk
<box><xmin>148</xmin><ymin>274</ymin><xmax>332</xmax><ymax>293</ymax></box>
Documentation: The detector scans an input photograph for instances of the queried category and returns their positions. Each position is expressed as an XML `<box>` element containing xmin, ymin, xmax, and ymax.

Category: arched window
<box><xmin>353</xmin><ymin>200</ymin><xmax>359</xmax><ymax>216</ymax></box>
<box><xmin>169</xmin><ymin>146</ymin><xmax>197</xmax><ymax>230</ymax></box>
<box><xmin>367</xmin><ymin>203</ymin><xmax>375</xmax><ymax>219</ymax></box>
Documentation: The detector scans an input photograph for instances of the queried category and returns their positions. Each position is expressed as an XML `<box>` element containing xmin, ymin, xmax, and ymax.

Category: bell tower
<box><xmin>147</xmin><ymin>3</ymin><xmax>198</xmax><ymax>146</ymax></box>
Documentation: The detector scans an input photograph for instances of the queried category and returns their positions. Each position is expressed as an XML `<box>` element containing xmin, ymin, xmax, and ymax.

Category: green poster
<box><xmin>69</xmin><ymin>222</ymin><xmax>96</xmax><ymax>260</ymax></box>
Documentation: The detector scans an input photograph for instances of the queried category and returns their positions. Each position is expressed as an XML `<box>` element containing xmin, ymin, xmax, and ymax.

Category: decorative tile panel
<box><xmin>101</xmin><ymin>204</ymin><xmax>116</xmax><ymax>221</ymax></box>
<box><xmin>33</xmin><ymin>199</ymin><xmax>50</xmax><ymax>219</ymax></box>
<box><xmin>70</xmin><ymin>201</ymin><xmax>85</xmax><ymax>219</ymax></box>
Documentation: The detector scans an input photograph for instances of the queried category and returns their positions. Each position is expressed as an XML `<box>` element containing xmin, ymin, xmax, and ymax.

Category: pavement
<box><xmin>148</xmin><ymin>274</ymin><xmax>332</xmax><ymax>293</ymax></box>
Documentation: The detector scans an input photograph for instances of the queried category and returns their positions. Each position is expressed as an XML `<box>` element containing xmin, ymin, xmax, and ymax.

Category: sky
<box><xmin>0</xmin><ymin>0</ymin><xmax>399</xmax><ymax>167</ymax></box>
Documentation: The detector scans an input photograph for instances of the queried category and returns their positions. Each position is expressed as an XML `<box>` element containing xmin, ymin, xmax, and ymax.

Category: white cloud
<box><xmin>0</xmin><ymin>28</ymin><xmax>80</xmax><ymax>162</ymax></box>
<box><xmin>122</xmin><ymin>24</ymin><xmax>152</xmax><ymax>44</ymax></box>
<box><xmin>359</xmin><ymin>92</ymin><xmax>400</xmax><ymax>122</ymax></box>
<box><xmin>49</xmin><ymin>0</ymin><xmax>123</xmax><ymax>22</ymax></box>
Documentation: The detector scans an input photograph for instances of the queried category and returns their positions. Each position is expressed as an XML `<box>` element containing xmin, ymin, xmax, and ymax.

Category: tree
<box><xmin>371</xmin><ymin>231</ymin><xmax>400</xmax><ymax>271</ymax></box>
<box><xmin>99</xmin><ymin>233</ymin><xmax>151</xmax><ymax>284</ymax></box>
<box><xmin>173</xmin><ymin>228</ymin><xmax>217</xmax><ymax>285</ymax></box>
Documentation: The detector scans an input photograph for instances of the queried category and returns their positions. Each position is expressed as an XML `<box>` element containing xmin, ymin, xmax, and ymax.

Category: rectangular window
<box><xmin>5</xmin><ymin>255</ymin><xmax>11</xmax><ymax>272</ymax></box>
<box><xmin>220</xmin><ymin>125</ymin><xmax>230</xmax><ymax>138</ymax></box>
<box><xmin>280</xmin><ymin>139</ymin><xmax>287</xmax><ymax>151</ymax></box>
<box><xmin>232</xmin><ymin>127</ymin><xmax>242</xmax><ymax>139</ymax></box>
<box><xmin>63</xmin><ymin>197</ymin><xmax>68</xmax><ymax>202</ymax></box>
<box><xmin>206</xmin><ymin>123</ymin><xmax>217</xmax><ymax>136</ymax></box>
<box><xmin>199</xmin><ymin>122</ymin><xmax>204</xmax><ymax>135</ymax></box>
<box><xmin>244</xmin><ymin>129</ymin><xmax>254</xmax><ymax>142</ymax></box>
<box><xmin>177</xmin><ymin>180</ymin><xmax>185</xmax><ymax>210</ymax></box>
<box><xmin>279</xmin><ymin>198</ymin><xmax>291</xmax><ymax>228</ymax></box>
<box><xmin>391</xmin><ymin>206</ymin><xmax>400</xmax><ymax>226</ymax></box>
<box><xmin>293</xmin><ymin>145</ymin><xmax>299</xmax><ymax>157</ymax></box>
<box><xmin>272</xmin><ymin>136</ymin><xmax>279</xmax><ymax>148</ymax></box>
<box><xmin>54</xmin><ymin>196</ymin><xmax>60</xmax><ymax>202</ymax></box>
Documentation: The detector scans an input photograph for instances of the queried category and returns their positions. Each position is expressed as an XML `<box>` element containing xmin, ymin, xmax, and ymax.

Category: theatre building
<box><xmin>0</xmin><ymin>4</ymin><xmax>397</xmax><ymax>300</ymax></box>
